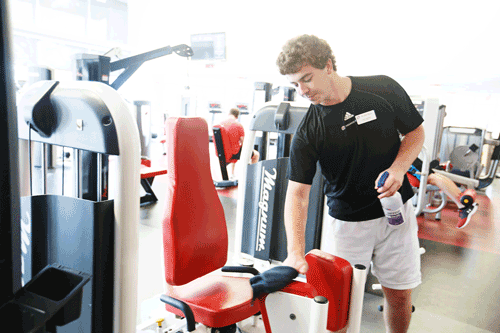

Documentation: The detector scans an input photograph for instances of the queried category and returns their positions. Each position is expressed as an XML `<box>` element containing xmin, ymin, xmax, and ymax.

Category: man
<box><xmin>277</xmin><ymin>35</ymin><xmax>425</xmax><ymax>333</ymax></box>
<box><xmin>217</xmin><ymin>108</ymin><xmax>259</xmax><ymax>178</ymax></box>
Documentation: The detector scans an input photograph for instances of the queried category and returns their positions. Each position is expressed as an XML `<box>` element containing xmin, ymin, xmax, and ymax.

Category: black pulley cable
<box><xmin>61</xmin><ymin>147</ymin><xmax>65</xmax><ymax>196</ymax></box>
<box><xmin>28</xmin><ymin>125</ymin><xmax>33</xmax><ymax>196</ymax></box>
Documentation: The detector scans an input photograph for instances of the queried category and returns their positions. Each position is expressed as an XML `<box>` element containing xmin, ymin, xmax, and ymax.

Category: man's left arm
<box><xmin>376</xmin><ymin>124</ymin><xmax>425</xmax><ymax>198</ymax></box>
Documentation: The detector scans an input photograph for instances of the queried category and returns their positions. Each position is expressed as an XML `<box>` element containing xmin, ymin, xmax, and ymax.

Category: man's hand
<box><xmin>375</xmin><ymin>124</ymin><xmax>425</xmax><ymax>199</ymax></box>
<box><xmin>283</xmin><ymin>252</ymin><xmax>309</xmax><ymax>275</ymax></box>
<box><xmin>307</xmin><ymin>249</ymin><xmax>335</xmax><ymax>261</ymax></box>
<box><xmin>283</xmin><ymin>250</ymin><xmax>335</xmax><ymax>275</ymax></box>
<box><xmin>375</xmin><ymin>169</ymin><xmax>405</xmax><ymax>199</ymax></box>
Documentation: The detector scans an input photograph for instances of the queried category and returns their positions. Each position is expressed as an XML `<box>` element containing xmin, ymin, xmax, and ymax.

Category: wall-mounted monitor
<box><xmin>190</xmin><ymin>32</ymin><xmax>226</xmax><ymax>61</ymax></box>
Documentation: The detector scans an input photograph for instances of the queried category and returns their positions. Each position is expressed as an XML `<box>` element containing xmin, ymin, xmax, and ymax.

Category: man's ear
<box><xmin>325</xmin><ymin>58</ymin><xmax>333</xmax><ymax>74</ymax></box>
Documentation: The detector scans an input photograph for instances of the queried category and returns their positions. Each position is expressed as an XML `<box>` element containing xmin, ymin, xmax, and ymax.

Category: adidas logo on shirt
<box><xmin>344</xmin><ymin>112</ymin><xmax>354</xmax><ymax>121</ymax></box>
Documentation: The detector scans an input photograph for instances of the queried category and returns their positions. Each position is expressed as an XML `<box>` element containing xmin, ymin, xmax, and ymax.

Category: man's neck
<box><xmin>322</xmin><ymin>75</ymin><xmax>352</xmax><ymax>106</ymax></box>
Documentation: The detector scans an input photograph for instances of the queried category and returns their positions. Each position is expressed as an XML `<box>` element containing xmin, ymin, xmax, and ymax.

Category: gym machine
<box><xmin>28</xmin><ymin>66</ymin><xmax>56</xmax><ymax>170</ymax></box>
<box><xmin>208</xmin><ymin>101</ymin><xmax>223</xmax><ymax>130</ymax></box>
<box><xmin>407</xmin><ymin>98</ymin><xmax>447</xmax><ymax>218</ymax></box>
<box><xmin>433</xmin><ymin>131</ymin><xmax>500</xmax><ymax>191</ymax></box>
<box><xmin>411</xmin><ymin>97</ymin><xmax>484</xmax><ymax>190</ymax></box>
<box><xmin>138</xmin><ymin>116</ymin><xmax>366</xmax><ymax>333</ymax></box>
<box><xmin>251</xmin><ymin>82</ymin><xmax>296</xmax><ymax>161</ymax></box>
<box><xmin>0</xmin><ymin>4</ymin><xmax>137</xmax><ymax>332</ymax></box>
<box><xmin>75</xmin><ymin>44</ymin><xmax>193</xmax><ymax>90</ymax></box>
<box><xmin>212</xmin><ymin>84</ymin><xmax>296</xmax><ymax>189</ymax></box>
<box><xmin>0</xmin><ymin>5</ymin><xmax>91</xmax><ymax>332</ymax></box>
<box><xmin>74</xmin><ymin>43</ymin><xmax>193</xmax><ymax>201</ymax></box>
<box><xmin>413</xmin><ymin>96</ymin><xmax>445</xmax><ymax>161</ymax></box>
<box><xmin>236</xmin><ymin>102</ymin><xmax>323</xmax><ymax>262</ymax></box>
<box><xmin>235</xmin><ymin>103</ymin><xmax>250</xmax><ymax>119</ymax></box>
<box><xmin>212</xmin><ymin>124</ymin><xmax>239</xmax><ymax>188</ymax></box>
<box><xmin>230</xmin><ymin>101</ymin><xmax>367</xmax><ymax>332</ymax></box>
<box><xmin>210</xmin><ymin>100</ymin><xmax>239</xmax><ymax>188</ymax></box>
<box><xmin>134</xmin><ymin>100</ymin><xmax>153</xmax><ymax>158</ymax></box>
<box><xmin>17</xmin><ymin>79</ymin><xmax>141</xmax><ymax>332</ymax></box>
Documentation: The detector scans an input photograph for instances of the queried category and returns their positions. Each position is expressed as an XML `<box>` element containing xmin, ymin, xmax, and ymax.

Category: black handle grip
<box><xmin>160</xmin><ymin>295</ymin><xmax>196</xmax><ymax>332</ymax></box>
<box><xmin>221</xmin><ymin>266</ymin><xmax>260</xmax><ymax>276</ymax></box>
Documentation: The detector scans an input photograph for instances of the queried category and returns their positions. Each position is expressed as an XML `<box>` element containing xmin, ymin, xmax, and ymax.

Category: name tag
<box><xmin>356</xmin><ymin>110</ymin><xmax>377</xmax><ymax>125</ymax></box>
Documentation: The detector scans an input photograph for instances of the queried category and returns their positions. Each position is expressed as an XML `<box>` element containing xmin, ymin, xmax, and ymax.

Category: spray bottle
<box><xmin>378</xmin><ymin>171</ymin><xmax>405</xmax><ymax>227</ymax></box>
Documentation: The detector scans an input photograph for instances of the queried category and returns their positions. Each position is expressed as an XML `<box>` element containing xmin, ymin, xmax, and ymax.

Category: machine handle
<box><xmin>274</xmin><ymin>102</ymin><xmax>291</xmax><ymax>131</ymax></box>
<box><xmin>23</xmin><ymin>80</ymin><xmax>59</xmax><ymax>138</ymax></box>
<box><xmin>160</xmin><ymin>295</ymin><xmax>196</xmax><ymax>332</ymax></box>
<box><xmin>221</xmin><ymin>266</ymin><xmax>260</xmax><ymax>276</ymax></box>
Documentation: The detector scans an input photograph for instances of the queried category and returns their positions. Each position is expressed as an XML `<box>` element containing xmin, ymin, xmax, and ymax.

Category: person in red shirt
<box><xmin>218</xmin><ymin>108</ymin><xmax>259</xmax><ymax>178</ymax></box>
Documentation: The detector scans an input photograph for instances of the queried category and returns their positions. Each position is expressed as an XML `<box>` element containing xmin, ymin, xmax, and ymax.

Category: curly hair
<box><xmin>276</xmin><ymin>35</ymin><xmax>337</xmax><ymax>75</ymax></box>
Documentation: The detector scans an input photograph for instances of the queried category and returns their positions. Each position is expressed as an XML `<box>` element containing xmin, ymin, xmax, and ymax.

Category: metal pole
<box><xmin>42</xmin><ymin>143</ymin><xmax>47</xmax><ymax>194</ymax></box>
<box><xmin>97</xmin><ymin>153</ymin><xmax>102</xmax><ymax>202</ymax></box>
<box><xmin>74</xmin><ymin>149</ymin><xmax>82</xmax><ymax>198</ymax></box>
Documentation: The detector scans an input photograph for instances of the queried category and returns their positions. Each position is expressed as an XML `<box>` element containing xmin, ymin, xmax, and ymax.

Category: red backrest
<box><xmin>163</xmin><ymin>117</ymin><xmax>229</xmax><ymax>286</ymax></box>
<box><xmin>305</xmin><ymin>253</ymin><xmax>353</xmax><ymax>332</ymax></box>
<box><xmin>213</xmin><ymin>124</ymin><xmax>238</xmax><ymax>164</ymax></box>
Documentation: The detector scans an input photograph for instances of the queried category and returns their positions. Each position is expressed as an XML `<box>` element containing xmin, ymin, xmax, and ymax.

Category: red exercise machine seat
<box><xmin>164</xmin><ymin>275</ymin><xmax>255</xmax><ymax>328</ymax></box>
<box><xmin>213</xmin><ymin>124</ymin><xmax>238</xmax><ymax>165</ymax></box>
<box><xmin>257</xmin><ymin>252</ymin><xmax>353</xmax><ymax>332</ymax></box>
<box><xmin>212</xmin><ymin>124</ymin><xmax>239</xmax><ymax>186</ymax></box>
<box><xmin>161</xmin><ymin>117</ymin><xmax>259</xmax><ymax>329</ymax></box>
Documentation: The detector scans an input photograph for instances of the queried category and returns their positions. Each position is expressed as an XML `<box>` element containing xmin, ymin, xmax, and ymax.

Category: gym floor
<box><xmin>37</xmin><ymin>138</ymin><xmax>500</xmax><ymax>332</ymax></box>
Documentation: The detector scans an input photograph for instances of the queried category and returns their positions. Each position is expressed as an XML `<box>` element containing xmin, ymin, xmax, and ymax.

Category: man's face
<box><xmin>285</xmin><ymin>61</ymin><xmax>333</xmax><ymax>105</ymax></box>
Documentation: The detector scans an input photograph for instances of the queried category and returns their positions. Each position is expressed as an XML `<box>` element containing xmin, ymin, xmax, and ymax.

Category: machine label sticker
<box><xmin>356</xmin><ymin>110</ymin><xmax>377</xmax><ymax>125</ymax></box>
<box><xmin>256</xmin><ymin>166</ymin><xmax>277</xmax><ymax>252</ymax></box>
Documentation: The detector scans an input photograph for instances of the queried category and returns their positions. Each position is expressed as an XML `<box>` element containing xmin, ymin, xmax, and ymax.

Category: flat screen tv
<box><xmin>190</xmin><ymin>32</ymin><xmax>226</xmax><ymax>61</ymax></box>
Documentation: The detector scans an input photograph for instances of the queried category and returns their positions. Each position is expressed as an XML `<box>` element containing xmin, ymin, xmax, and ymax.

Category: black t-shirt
<box><xmin>287</xmin><ymin>75</ymin><xmax>423</xmax><ymax>221</ymax></box>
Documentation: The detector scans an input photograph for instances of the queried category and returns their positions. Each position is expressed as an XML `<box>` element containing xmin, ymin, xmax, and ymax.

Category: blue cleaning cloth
<box><xmin>249</xmin><ymin>266</ymin><xmax>299</xmax><ymax>300</ymax></box>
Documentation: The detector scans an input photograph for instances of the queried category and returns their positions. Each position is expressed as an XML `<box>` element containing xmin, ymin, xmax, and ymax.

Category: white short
<box><xmin>321</xmin><ymin>201</ymin><xmax>422</xmax><ymax>290</ymax></box>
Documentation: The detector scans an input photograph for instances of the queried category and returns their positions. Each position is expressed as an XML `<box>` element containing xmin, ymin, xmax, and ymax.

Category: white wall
<box><xmin>126</xmin><ymin>0</ymin><xmax>500</xmax><ymax>133</ymax></box>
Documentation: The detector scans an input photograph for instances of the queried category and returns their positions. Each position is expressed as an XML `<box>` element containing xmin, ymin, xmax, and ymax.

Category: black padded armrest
<box><xmin>160</xmin><ymin>295</ymin><xmax>196</xmax><ymax>332</ymax></box>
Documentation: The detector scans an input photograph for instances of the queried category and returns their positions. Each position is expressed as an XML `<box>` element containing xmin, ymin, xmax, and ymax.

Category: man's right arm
<box><xmin>283</xmin><ymin>180</ymin><xmax>312</xmax><ymax>274</ymax></box>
